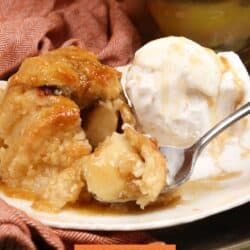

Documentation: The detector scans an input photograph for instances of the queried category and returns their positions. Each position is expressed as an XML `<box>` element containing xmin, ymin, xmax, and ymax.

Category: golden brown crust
<box><xmin>9</xmin><ymin>46</ymin><xmax>122</xmax><ymax>108</ymax></box>
<box><xmin>0</xmin><ymin>85</ymin><xmax>91</xmax><ymax>209</ymax></box>
<box><xmin>0</xmin><ymin>46</ymin><xmax>166</xmax><ymax>211</ymax></box>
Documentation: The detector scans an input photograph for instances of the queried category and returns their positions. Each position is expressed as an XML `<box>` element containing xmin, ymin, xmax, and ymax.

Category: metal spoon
<box><xmin>161</xmin><ymin>102</ymin><xmax>250</xmax><ymax>193</ymax></box>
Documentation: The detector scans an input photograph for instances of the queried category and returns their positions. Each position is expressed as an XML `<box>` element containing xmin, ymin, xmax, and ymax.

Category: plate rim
<box><xmin>0</xmin><ymin>80</ymin><xmax>249</xmax><ymax>231</ymax></box>
<box><xmin>37</xmin><ymin>195</ymin><xmax>250</xmax><ymax>231</ymax></box>
<box><xmin>0</xmin><ymin>188</ymin><xmax>249</xmax><ymax>231</ymax></box>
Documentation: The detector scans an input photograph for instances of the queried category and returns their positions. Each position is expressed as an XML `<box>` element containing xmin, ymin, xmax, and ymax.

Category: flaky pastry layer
<box><xmin>0</xmin><ymin>47</ymin><xmax>166</xmax><ymax>211</ymax></box>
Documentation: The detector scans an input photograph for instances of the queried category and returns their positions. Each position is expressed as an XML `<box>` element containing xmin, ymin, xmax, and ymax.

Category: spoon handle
<box><xmin>195</xmin><ymin>102</ymin><xmax>250</xmax><ymax>154</ymax></box>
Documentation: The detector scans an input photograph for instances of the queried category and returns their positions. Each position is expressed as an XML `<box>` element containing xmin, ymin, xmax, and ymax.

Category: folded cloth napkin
<box><xmin>0</xmin><ymin>0</ymin><xmax>160</xmax><ymax>249</ymax></box>
<box><xmin>0</xmin><ymin>0</ymin><xmax>141</xmax><ymax>79</ymax></box>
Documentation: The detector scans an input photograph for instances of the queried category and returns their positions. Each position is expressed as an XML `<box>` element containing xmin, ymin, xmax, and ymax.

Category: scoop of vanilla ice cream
<box><xmin>125</xmin><ymin>37</ymin><xmax>250</xmax><ymax>146</ymax></box>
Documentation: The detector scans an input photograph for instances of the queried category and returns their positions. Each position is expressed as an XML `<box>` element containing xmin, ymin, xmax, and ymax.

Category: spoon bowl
<box><xmin>160</xmin><ymin>102</ymin><xmax>250</xmax><ymax>193</ymax></box>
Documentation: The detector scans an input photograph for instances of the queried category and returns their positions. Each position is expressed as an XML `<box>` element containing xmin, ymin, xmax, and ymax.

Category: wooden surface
<box><xmin>152</xmin><ymin>203</ymin><xmax>250</xmax><ymax>250</ymax></box>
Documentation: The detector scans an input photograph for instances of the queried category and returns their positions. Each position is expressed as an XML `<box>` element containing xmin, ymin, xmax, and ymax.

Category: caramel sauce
<box><xmin>208</xmin><ymin>171</ymin><xmax>241</xmax><ymax>181</ymax></box>
<box><xmin>66</xmin><ymin>190</ymin><xmax>182</xmax><ymax>215</ymax></box>
<box><xmin>239</xmin><ymin>140</ymin><xmax>250</xmax><ymax>158</ymax></box>
<box><xmin>67</xmin><ymin>171</ymin><xmax>241</xmax><ymax>215</ymax></box>
<box><xmin>240</xmin><ymin>149</ymin><xmax>250</xmax><ymax>158</ymax></box>
<box><xmin>0</xmin><ymin>182</ymin><xmax>36</xmax><ymax>201</ymax></box>
<box><xmin>0</xmin><ymin>171</ymin><xmax>241</xmax><ymax>215</ymax></box>
<box><xmin>220</xmin><ymin>56</ymin><xmax>245</xmax><ymax>108</ymax></box>
<box><xmin>178</xmin><ymin>172</ymin><xmax>241</xmax><ymax>197</ymax></box>
<box><xmin>209</xmin><ymin>130</ymin><xmax>231</xmax><ymax>160</ymax></box>
<box><xmin>206</xmin><ymin>96</ymin><xmax>215</xmax><ymax>109</ymax></box>
<box><xmin>208</xmin><ymin>108</ymin><xmax>248</xmax><ymax>161</ymax></box>
<box><xmin>237</xmin><ymin>119</ymin><xmax>250</xmax><ymax>158</ymax></box>
<box><xmin>207</xmin><ymin>54</ymin><xmax>247</xmax><ymax>160</ymax></box>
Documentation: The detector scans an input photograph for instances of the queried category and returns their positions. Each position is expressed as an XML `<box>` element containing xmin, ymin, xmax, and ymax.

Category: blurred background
<box><xmin>121</xmin><ymin>0</ymin><xmax>250</xmax><ymax>71</ymax></box>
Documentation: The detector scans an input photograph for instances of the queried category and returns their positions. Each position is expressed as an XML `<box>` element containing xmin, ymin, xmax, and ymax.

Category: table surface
<box><xmin>152</xmin><ymin>203</ymin><xmax>250</xmax><ymax>250</ymax></box>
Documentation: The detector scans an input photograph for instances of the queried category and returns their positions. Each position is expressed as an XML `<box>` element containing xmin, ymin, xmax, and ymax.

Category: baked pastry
<box><xmin>0</xmin><ymin>46</ymin><xmax>166</xmax><ymax>211</ymax></box>
<box><xmin>0</xmin><ymin>84</ymin><xmax>91</xmax><ymax>210</ymax></box>
<box><xmin>83</xmin><ymin>127</ymin><xmax>166</xmax><ymax>208</ymax></box>
<box><xmin>9</xmin><ymin>46</ymin><xmax>121</xmax><ymax>109</ymax></box>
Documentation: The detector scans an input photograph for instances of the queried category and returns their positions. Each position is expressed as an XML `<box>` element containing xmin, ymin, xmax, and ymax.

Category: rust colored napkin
<box><xmin>0</xmin><ymin>0</ymin><xmax>141</xmax><ymax>79</ymax></box>
<box><xmin>0</xmin><ymin>0</ymin><xmax>161</xmax><ymax>249</ymax></box>
<box><xmin>0</xmin><ymin>199</ymin><xmax>157</xmax><ymax>250</ymax></box>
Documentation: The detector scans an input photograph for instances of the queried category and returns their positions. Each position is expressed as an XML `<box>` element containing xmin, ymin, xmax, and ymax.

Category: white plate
<box><xmin>0</xmin><ymin>80</ymin><xmax>249</xmax><ymax>231</ymax></box>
